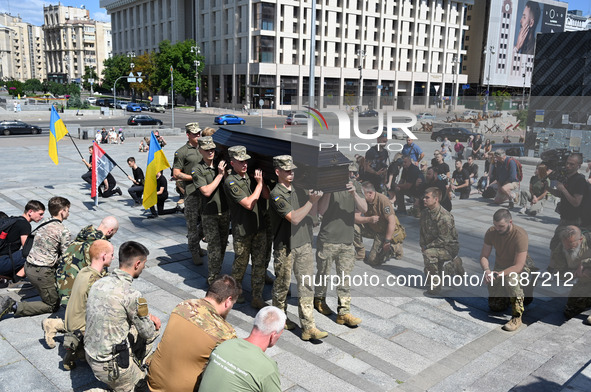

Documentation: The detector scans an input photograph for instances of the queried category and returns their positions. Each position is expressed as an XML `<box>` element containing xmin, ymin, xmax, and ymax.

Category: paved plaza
<box><xmin>0</xmin><ymin>130</ymin><xmax>590</xmax><ymax>392</ymax></box>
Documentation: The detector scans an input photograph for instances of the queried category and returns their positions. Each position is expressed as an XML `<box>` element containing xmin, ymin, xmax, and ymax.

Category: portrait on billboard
<box><xmin>514</xmin><ymin>1</ymin><xmax>541</xmax><ymax>55</ymax></box>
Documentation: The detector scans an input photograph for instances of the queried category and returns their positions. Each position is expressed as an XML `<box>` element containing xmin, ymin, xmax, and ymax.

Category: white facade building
<box><xmin>0</xmin><ymin>13</ymin><xmax>45</xmax><ymax>82</ymax></box>
<box><xmin>102</xmin><ymin>0</ymin><xmax>470</xmax><ymax>110</ymax></box>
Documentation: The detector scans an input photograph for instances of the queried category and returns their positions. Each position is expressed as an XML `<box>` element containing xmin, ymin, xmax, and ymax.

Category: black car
<box><xmin>430</xmin><ymin>127</ymin><xmax>481</xmax><ymax>142</ymax></box>
<box><xmin>0</xmin><ymin>120</ymin><xmax>42</xmax><ymax>135</ymax></box>
<box><xmin>139</xmin><ymin>103</ymin><xmax>150</xmax><ymax>111</ymax></box>
<box><xmin>359</xmin><ymin>109</ymin><xmax>379</xmax><ymax>117</ymax></box>
<box><xmin>127</xmin><ymin>115</ymin><xmax>163</xmax><ymax>126</ymax></box>
<box><xmin>489</xmin><ymin>143</ymin><xmax>525</xmax><ymax>157</ymax></box>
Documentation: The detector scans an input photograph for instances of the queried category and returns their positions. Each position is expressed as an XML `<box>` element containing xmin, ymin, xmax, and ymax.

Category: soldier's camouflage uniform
<box><xmin>85</xmin><ymin>269</ymin><xmax>158</xmax><ymax>392</ymax></box>
<box><xmin>564</xmin><ymin>258</ymin><xmax>591</xmax><ymax>318</ymax></box>
<box><xmin>224</xmin><ymin>171</ymin><xmax>267</xmax><ymax>301</ymax></box>
<box><xmin>174</xmin><ymin>141</ymin><xmax>204</xmax><ymax>261</ymax></box>
<box><xmin>55</xmin><ymin>225</ymin><xmax>106</xmax><ymax>306</ymax></box>
<box><xmin>16</xmin><ymin>219</ymin><xmax>71</xmax><ymax>317</ymax></box>
<box><xmin>193</xmin><ymin>157</ymin><xmax>230</xmax><ymax>286</ymax></box>
<box><xmin>315</xmin><ymin>189</ymin><xmax>362</xmax><ymax>316</ymax></box>
<box><xmin>269</xmin><ymin>184</ymin><xmax>317</xmax><ymax>330</ymax></box>
<box><xmin>419</xmin><ymin>205</ymin><xmax>460</xmax><ymax>280</ymax></box>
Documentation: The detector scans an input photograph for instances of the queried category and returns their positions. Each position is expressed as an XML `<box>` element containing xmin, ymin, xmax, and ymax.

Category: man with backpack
<box><xmin>0</xmin><ymin>197</ymin><xmax>71</xmax><ymax>320</ymax></box>
<box><xmin>0</xmin><ymin>200</ymin><xmax>46</xmax><ymax>283</ymax></box>
<box><xmin>489</xmin><ymin>149</ymin><xmax>522</xmax><ymax>208</ymax></box>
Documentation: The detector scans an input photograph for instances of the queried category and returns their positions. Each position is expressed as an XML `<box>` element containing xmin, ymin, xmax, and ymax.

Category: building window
<box><xmin>255</xmin><ymin>2</ymin><xmax>275</xmax><ymax>30</ymax></box>
<box><xmin>255</xmin><ymin>36</ymin><xmax>274</xmax><ymax>63</ymax></box>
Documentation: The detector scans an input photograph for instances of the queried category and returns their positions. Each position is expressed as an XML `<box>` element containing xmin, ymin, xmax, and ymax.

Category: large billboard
<box><xmin>486</xmin><ymin>0</ymin><xmax>566</xmax><ymax>87</ymax></box>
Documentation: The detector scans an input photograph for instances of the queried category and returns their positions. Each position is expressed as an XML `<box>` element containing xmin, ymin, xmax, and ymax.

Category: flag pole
<box><xmin>66</xmin><ymin>132</ymin><xmax>84</xmax><ymax>160</ymax></box>
<box><xmin>103</xmin><ymin>152</ymin><xmax>130</xmax><ymax>177</ymax></box>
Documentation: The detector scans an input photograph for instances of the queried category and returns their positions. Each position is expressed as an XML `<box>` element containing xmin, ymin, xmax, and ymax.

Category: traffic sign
<box><xmin>462</xmin><ymin>84</ymin><xmax>470</xmax><ymax>90</ymax></box>
<box><xmin>137</xmin><ymin>72</ymin><xmax>142</xmax><ymax>77</ymax></box>
<box><xmin>127</xmin><ymin>78</ymin><xmax>137</xmax><ymax>83</ymax></box>
<box><xmin>137</xmin><ymin>78</ymin><xmax>143</xmax><ymax>83</ymax></box>
<box><xmin>259</xmin><ymin>99</ymin><xmax>264</xmax><ymax>107</ymax></box>
<box><xmin>128</xmin><ymin>72</ymin><xmax>134</xmax><ymax>78</ymax></box>
<box><xmin>196</xmin><ymin>87</ymin><xmax>199</xmax><ymax>92</ymax></box>
<box><xmin>377</xmin><ymin>85</ymin><xmax>383</xmax><ymax>89</ymax></box>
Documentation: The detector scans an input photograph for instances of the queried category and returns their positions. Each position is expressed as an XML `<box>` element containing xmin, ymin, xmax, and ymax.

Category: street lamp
<box><xmin>357</xmin><ymin>48</ymin><xmax>366</xmax><ymax>110</ymax></box>
<box><xmin>126</xmin><ymin>51</ymin><xmax>136</xmax><ymax>69</ymax></box>
<box><xmin>522</xmin><ymin>73</ymin><xmax>527</xmax><ymax>110</ymax></box>
<box><xmin>483</xmin><ymin>45</ymin><xmax>495</xmax><ymax>114</ymax></box>
<box><xmin>191</xmin><ymin>46</ymin><xmax>201</xmax><ymax>111</ymax></box>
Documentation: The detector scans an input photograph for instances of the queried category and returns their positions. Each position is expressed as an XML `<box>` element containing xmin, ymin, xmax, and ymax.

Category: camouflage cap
<box><xmin>228</xmin><ymin>145</ymin><xmax>251</xmax><ymax>161</ymax></box>
<box><xmin>348</xmin><ymin>162</ymin><xmax>359</xmax><ymax>172</ymax></box>
<box><xmin>273</xmin><ymin>155</ymin><xmax>297</xmax><ymax>170</ymax></box>
<box><xmin>198</xmin><ymin>136</ymin><xmax>216</xmax><ymax>150</ymax></box>
<box><xmin>185</xmin><ymin>122</ymin><xmax>202</xmax><ymax>134</ymax></box>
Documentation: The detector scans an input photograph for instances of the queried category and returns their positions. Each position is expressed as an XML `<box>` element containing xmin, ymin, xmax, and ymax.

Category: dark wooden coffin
<box><xmin>212</xmin><ymin>125</ymin><xmax>350</xmax><ymax>192</ymax></box>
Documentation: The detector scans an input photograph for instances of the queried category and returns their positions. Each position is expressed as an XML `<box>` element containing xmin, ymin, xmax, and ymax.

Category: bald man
<box><xmin>56</xmin><ymin>216</ymin><xmax>119</xmax><ymax>306</ymax></box>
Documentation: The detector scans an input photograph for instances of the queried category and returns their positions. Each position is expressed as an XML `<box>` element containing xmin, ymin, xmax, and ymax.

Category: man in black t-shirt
<box><xmin>126</xmin><ymin>157</ymin><xmax>145</xmax><ymax>205</ymax></box>
<box><xmin>393</xmin><ymin>156</ymin><xmax>425</xmax><ymax>214</ymax></box>
<box><xmin>548</xmin><ymin>153</ymin><xmax>588</xmax><ymax>249</ymax></box>
<box><xmin>472</xmin><ymin>135</ymin><xmax>483</xmax><ymax>159</ymax></box>
<box><xmin>451</xmin><ymin>160</ymin><xmax>471</xmax><ymax>199</ymax></box>
<box><xmin>148</xmin><ymin>171</ymin><xmax>179</xmax><ymax>218</ymax></box>
<box><xmin>463</xmin><ymin>156</ymin><xmax>479</xmax><ymax>186</ymax></box>
<box><xmin>0</xmin><ymin>200</ymin><xmax>46</xmax><ymax>279</ymax></box>
<box><xmin>431</xmin><ymin>152</ymin><xmax>451</xmax><ymax>182</ymax></box>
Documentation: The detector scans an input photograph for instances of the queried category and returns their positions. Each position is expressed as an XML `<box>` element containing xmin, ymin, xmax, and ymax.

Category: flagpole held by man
<box><xmin>48</xmin><ymin>105</ymin><xmax>69</xmax><ymax>165</ymax></box>
<box><xmin>143</xmin><ymin>132</ymin><xmax>171</xmax><ymax>210</ymax></box>
<box><xmin>91</xmin><ymin>142</ymin><xmax>119</xmax><ymax>207</ymax></box>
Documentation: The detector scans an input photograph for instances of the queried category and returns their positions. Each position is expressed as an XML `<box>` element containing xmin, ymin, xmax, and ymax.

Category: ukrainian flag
<box><xmin>143</xmin><ymin>131</ymin><xmax>171</xmax><ymax>209</ymax></box>
<box><xmin>48</xmin><ymin>105</ymin><xmax>69</xmax><ymax>164</ymax></box>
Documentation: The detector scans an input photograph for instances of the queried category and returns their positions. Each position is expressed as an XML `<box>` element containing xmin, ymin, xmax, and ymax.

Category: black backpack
<box><xmin>0</xmin><ymin>215</ymin><xmax>23</xmax><ymax>254</ymax></box>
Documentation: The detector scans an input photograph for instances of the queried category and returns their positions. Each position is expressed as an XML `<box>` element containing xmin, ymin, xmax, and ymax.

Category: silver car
<box><xmin>367</xmin><ymin>126</ymin><xmax>406</xmax><ymax>139</ymax></box>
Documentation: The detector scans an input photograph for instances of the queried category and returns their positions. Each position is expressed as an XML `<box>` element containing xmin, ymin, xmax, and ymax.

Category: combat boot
<box><xmin>313</xmin><ymin>297</ymin><xmax>333</xmax><ymax>316</ymax></box>
<box><xmin>0</xmin><ymin>296</ymin><xmax>16</xmax><ymax>320</ymax></box>
<box><xmin>501</xmin><ymin>316</ymin><xmax>522</xmax><ymax>332</ymax></box>
<box><xmin>42</xmin><ymin>318</ymin><xmax>63</xmax><ymax>349</ymax></box>
<box><xmin>284</xmin><ymin>318</ymin><xmax>297</xmax><ymax>330</ymax></box>
<box><xmin>63</xmin><ymin>349</ymin><xmax>76</xmax><ymax>371</ymax></box>
<box><xmin>301</xmin><ymin>327</ymin><xmax>328</xmax><ymax>341</ymax></box>
<box><xmin>452</xmin><ymin>256</ymin><xmax>465</xmax><ymax>275</ymax></box>
<box><xmin>192</xmin><ymin>253</ymin><xmax>203</xmax><ymax>266</ymax></box>
<box><xmin>251</xmin><ymin>297</ymin><xmax>267</xmax><ymax>310</ymax></box>
<box><xmin>236</xmin><ymin>294</ymin><xmax>246</xmax><ymax>304</ymax></box>
<box><xmin>336</xmin><ymin>313</ymin><xmax>361</xmax><ymax>327</ymax></box>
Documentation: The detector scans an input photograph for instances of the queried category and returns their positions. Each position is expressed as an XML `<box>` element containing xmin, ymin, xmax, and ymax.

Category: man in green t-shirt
<box><xmin>314</xmin><ymin>176</ymin><xmax>367</xmax><ymax>327</ymax></box>
<box><xmin>193</xmin><ymin>136</ymin><xmax>230</xmax><ymax>286</ymax></box>
<box><xmin>269</xmin><ymin>155</ymin><xmax>327</xmax><ymax>341</ymax></box>
<box><xmin>199</xmin><ymin>306</ymin><xmax>285</xmax><ymax>392</ymax></box>
<box><xmin>223</xmin><ymin>146</ymin><xmax>269</xmax><ymax>309</ymax></box>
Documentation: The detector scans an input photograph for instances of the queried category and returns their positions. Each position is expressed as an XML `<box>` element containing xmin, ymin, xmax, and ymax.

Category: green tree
<box><xmin>23</xmin><ymin>79</ymin><xmax>43</xmax><ymax>95</ymax></box>
<box><xmin>128</xmin><ymin>52</ymin><xmax>156</xmax><ymax>99</ymax></box>
<box><xmin>82</xmin><ymin>66</ymin><xmax>99</xmax><ymax>92</ymax></box>
<box><xmin>6</xmin><ymin>80</ymin><xmax>23</xmax><ymax>96</ymax></box>
<box><xmin>101</xmin><ymin>54</ymin><xmax>134</xmax><ymax>94</ymax></box>
<box><xmin>492</xmin><ymin>90</ymin><xmax>511</xmax><ymax>111</ymax></box>
<box><xmin>515</xmin><ymin>109</ymin><xmax>528</xmax><ymax>129</ymax></box>
<box><xmin>152</xmin><ymin>40</ymin><xmax>205</xmax><ymax>100</ymax></box>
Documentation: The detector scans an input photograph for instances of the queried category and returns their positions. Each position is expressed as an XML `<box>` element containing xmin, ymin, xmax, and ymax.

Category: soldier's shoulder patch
<box><xmin>278</xmin><ymin>201</ymin><xmax>286</xmax><ymax>209</ymax></box>
<box><xmin>174</xmin><ymin>151</ymin><xmax>178</xmax><ymax>156</ymax></box>
<box><xmin>273</xmin><ymin>196</ymin><xmax>280</xmax><ymax>201</ymax></box>
<box><xmin>137</xmin><ymin>297</ymin><xmax>149</xmax><ymax>318</ymax></box>
<box><xmin>231</xmin><ymin>186</ymin><xmax>240</xmax><ymax>194</ymax></box>
<box><xmin>191</xmin><ymin>170</ymin><xmax>196</xmax><ymax>175</ymax></box>
<box><xmin>229</xmin><ymin>180</ymin><xmax>235</xmax><ymax>185</ymax></box>
<box><xmin>384</xmin><ymin>206</ymin><xmax>391</xmax><ymax>214</ymax></box>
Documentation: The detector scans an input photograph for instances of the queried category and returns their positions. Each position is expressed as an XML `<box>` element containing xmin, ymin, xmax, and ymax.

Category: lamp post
<box><xmin>483</xmin><ymin>45</ymin><xmax>495</xmax><ymax>114</ymax></box>
<box><xmin>191</xmin><ymin>46</ymin><xmax>201</xmax><ymax>111</ymax></box>
<box><xmin>522</xmin><ymin>72</ymin><xmax>526</xmax><ymax>110</ymax></box>
<box><xmin>357</xmin><ymin>48</ymin><xmax>366</xmax><ymax>110</ymax></box>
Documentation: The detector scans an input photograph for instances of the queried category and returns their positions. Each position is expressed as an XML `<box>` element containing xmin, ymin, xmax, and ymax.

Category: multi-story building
<box><xmin>43</xmin><ymin>5</ymin><xmax>112</xmax><ymax>85</ymax></box>
<box><xmin>463</xmin><ymin>0</ymin><xmax>567</xmax><ymax>96</ymax></box>
<box><xmin>101</xmin><ymin>0</ymin><xmax>470</xmax><ymax>111</ymax></box>
<box><xmin>0</xmin><ymin>13</ymin><xmax>45</xmax><ymax>82</ymax></box>
<box><xmin>565</xmin><ymin>10</ymin><xmax>590</xmax><ymax>32</ymax></box>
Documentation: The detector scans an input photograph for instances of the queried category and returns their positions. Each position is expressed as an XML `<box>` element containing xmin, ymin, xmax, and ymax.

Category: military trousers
<box><xmin>564</xmin><ymin>276</ymin><xmax>591</xmax><ymax>318</ymax></box>
<box><xmin>422</xmin><ymin>246</ymin><xmax>459</xmax><ymax>276</ymax></box>
<box><xmin>314</xmin><ymin>241</ymin><xmax>355</xmax><ymax>316</ymax></box>
<box><xmin>231</xmin><ymin>230</ymin><xmax>267</xmax><ymax>300</ymax></box>
<box><xmin>272</xmin><ymin>244</ymin><xmax>317</xmax><ymax>330</ymax></box>
<box><xmin>16</xmin><ymin>263</ymin><xmax>60</xmax><ymax>317</ymax></box>
<box><xmin>202</xmin><ymin>212</ymin><xmax>230</xmax><ymax>286</ymax></box>
<box><xmin>86</xmin><ymin>327</ymin><xmax>157</xmax><ymax>392</ymax></box>
<box><xmin>487</xmin><ymin>266</ymin><xmax>532</xmax><ymax>317</ymax></box>
<box><xmin>184</xmin><ymin>192</ymin><xmax>203</xmax><ymax>258</ymax></box>
<box><xmin>354</xmin><ymin>224</ymin><xmax>403</xmax><ymax>266</ymax></box>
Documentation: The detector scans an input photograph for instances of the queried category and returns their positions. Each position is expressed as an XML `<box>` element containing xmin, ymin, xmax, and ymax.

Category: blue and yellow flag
<box><xmin>143</xmin><ymin>132</ymin><xmax>171</xmax><ymax>209</ymax></box>
<box><xmin>49</xmin><ymin>105</ymin><xmax>69</xmax><ymax>164</ymax></box>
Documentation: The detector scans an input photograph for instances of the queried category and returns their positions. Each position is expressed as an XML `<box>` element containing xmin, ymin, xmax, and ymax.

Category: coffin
<box><xmin>212</xmin><ymin>125</ymin><xmax>350</xmax><ymax>192</ymax></box>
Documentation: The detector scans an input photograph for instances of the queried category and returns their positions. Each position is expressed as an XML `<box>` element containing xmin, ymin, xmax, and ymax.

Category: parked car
<box><xmin>149</xmin><ymin>104</ymin><xmax>166</xmax><ymax>113</ymax></box>
<box><xmin>214</xmin><ymin>114</ymin><xmax>246</xmax><ymax>125</ymax></box>
<box><xmin>97</xmin><ymin>98</ymin><xmax>114</xmax><ymax>107</ymax></box>
<box><xmin>126</xmin><ymin>103</ymin><xmax>142</xmax><ymax>112</ymax></box>
<box><xmin>285</xmin><ymin>113</ymin><xmax>309</xmax><ymax>125</ymax></box>
<box><xmin>127</xmin><ymin>115</ymin><xmax>163</xmax><ymax>126</ymax></box>
<box><xmin>140</xmin><ymin>103</ymin><xmax>150</xmax><ymax>111</ymax></box>
<box><xmin>430</xmin><ymin>127</ymin><xmax>481</xmax><ymax>142</ymax></box>
<box><xmin>0</xmin><ymin>120</ymin><xmax>42</xmax><ymax>135</ymax></box>
<box><xmin>489</xmin><ymin>143</ymin><xmax>525</xmax><ymax>157</ymax></box>
<box><xmin>359</xmin><ymin>109</ymin><xmax>379</xmax><ymax>117</ymax></box>
<box><xmin>462</xmin><ymin>110</ymin><xmax>480</xmax><ymax>117</ymax></box>
<box><xmin>116</xmin><ymin>101</ymin><xmax>129</xmax><ymax>109</ymax></box>
<box><xmin>367</xmin><ymin>126</ymin><xmax>406</xmax><ymax>140</ymax></box>
<box><xmin>417</xmin><ymin>112</ymin><xmax>436</xmax><ymax>120</ymax></box>
<box><xmin>86</xmin><ymin>97</ymin><xmax>97</xmax><ymax>105</ymax></box>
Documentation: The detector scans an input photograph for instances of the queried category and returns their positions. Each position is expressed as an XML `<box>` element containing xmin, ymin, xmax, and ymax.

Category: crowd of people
<box><xmin>0</xmin><ymin>124</ymin><xmax>590</xmax><ymax>391</ymax></box>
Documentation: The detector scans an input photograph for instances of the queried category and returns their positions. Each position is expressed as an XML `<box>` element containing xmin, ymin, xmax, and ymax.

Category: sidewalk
<box><xmin>0</xmin><ymin>136</ymin><xmax>589</xmax><ymax>391</ymax></box>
